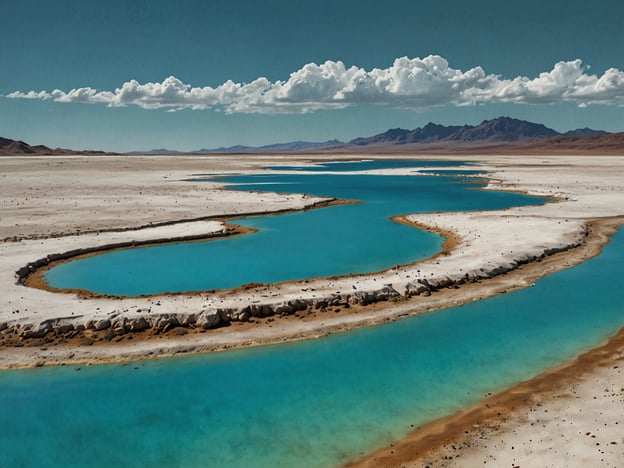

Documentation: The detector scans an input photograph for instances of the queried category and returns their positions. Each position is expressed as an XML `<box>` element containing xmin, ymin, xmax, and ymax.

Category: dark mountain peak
<box><xmin>563</xmin><ymin>127</ymin><xmax>610</xmax><ymax>138</ymax></box>
<box><xmin>0</xmin><ymin>136</ymin><xmax>45</xmax><ymax>155</ymax></box>
<box><xmin>7</xmin><ymin>140</ymin><xmax>37</xmax><ymax>154</ymax></box>
<box><xmin>0</xmin><ymin>136</ymin><xmax>116</xmax><ymax>156</ymax></box>
<box><xmin>480</xmin><ymin>116</ymin><xmax>517</xmax><ymax>125</ymax></box>
<box><xmin>0</xmin><ymin>137</ymin><xmax>14</xmax><ymax>148</ymax></box>
<box><xmin>448</xmin><ymin>117</ymin><xmax>560</xmax><ymax>142</ymax></box>
<box><xmin>348</xmin><ymin>117</ymin><xmax>564</xmax><ymax>146</ymax></box>
<box><xmin>422</xmin><ymin>122</ymin><xmax>447</xmax><ymax>130</ymax></box>
<box><xmin>407</xmin><ymin>122</ymin><xmax>462</xmax><ymax>143</ymax></box>
<box><xmin>385</xmin><ymin>128</ymin><xmax>410</xmax><ymax>137</ymax></box>
<box><xmin>350</xmin><ymin>128</ymin><xmax>410</xmax><ymax>146</ymax></box>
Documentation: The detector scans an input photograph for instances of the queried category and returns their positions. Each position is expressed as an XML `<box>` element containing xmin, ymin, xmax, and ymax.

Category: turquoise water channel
<box><xmin>44</xmin><ymin>160</ymin><xmax>544</xmax><ymax>296</ymax></box>
<box><xmin>2</xmin><ymin>228</ymin><xmax>624</xmax><ymax>467</ymax></box>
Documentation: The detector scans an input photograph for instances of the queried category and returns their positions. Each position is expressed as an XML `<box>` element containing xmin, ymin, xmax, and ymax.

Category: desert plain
<box><xmin>1</xmin><ymin>153</ymin><xmax>623</xmax><ymax>466</ymax></box>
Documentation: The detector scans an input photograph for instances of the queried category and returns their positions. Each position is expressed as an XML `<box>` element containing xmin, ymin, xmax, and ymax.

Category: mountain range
<box><xmin>1</xmin><ymin>117</ymin><xmax>622</xmax><ymax>155</ymax></box>
<box><xmin>350</xmin><ymin>117</ymin><xmax>608</xmax><ymax>146</ymax></box>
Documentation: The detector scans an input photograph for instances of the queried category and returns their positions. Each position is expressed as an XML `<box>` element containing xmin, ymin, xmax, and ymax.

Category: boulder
<box><xmin>110</xmin><ymin>316</ymin><xmax>128</xmax><ymax>331</ymax></box>
<box><xmin>154</xmin><ymin>315</ymin><xmax>180</xmax><ymax>332</ymax></box>
<box><xmin>350</xmin><ymin>291</ymin><xmax>375</xmax><ymax>305</ymax></box>
<box><xmin>288</xmin><ymin>299</ymin><xmax>308</xmax><ymax>312</ymax></box>
<box><xmin>56</xmin><ymin>323</ymin><xmax>75</xmax><ymax>334</ymax></box>
<box><xmin>21</xmin><ymin>321</ymin><xmax>53</xmax><ymax>339</ymax></box>
<box><xmin>405</xmin><ymin>282</ymin><xmax>430</xmax><ymax>297</ymax></box>
<box><xmin>377</xmin><ymin>285</ymin><xmax>400</xmax><ymax>300</ymax></box>
<box><xmin>249</xmin><ymin>304</ymin><xmax>274</xmax><ymax>318</ymax></box>
<box><xmin>236</xmin><ymin>308</ymin><xmax>251</xmax><ymax>322</ymax></box>
<box><xmin>94</xmin><ymin>319</ymin><xmax>111</xmax><ymax>331</ymax></box>
<box><xmin>128</xmin><ymin>317</ymin><xmax>150</xmax><ymax>332</ymax></box>
<box><xmin>196</xmin><ymin>310</ymin><xmax>222</xmax><ymax>329</ymax></box>
<box><xmin>178</xmin><ymin>313</ymin><xmax>197</xmax><ymax>327</ymax></box>
<box><xmin>275</xmin><ymin>303</ymin><xmax>293</xmax><ymax>315</ymax></box>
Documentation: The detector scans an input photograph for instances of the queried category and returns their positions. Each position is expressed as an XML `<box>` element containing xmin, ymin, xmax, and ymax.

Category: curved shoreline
<box><xmin>350</xmin><ymin>326</ymin><xmax>624</xmax><ymax>467</ymax></box>
<box><xmin>20</xmin><ymin>197</ymin><xmax>356</xmax><ymax>297</ymax></box>
<box><xmin>348</xmin><ymin>217</ymin><xmax>624</xmax><ymax>467</ymax></box>
<box><xmin>1</xmin><ymin>216</ymin><xmax>619</xmax><ymax>370</ymax></box>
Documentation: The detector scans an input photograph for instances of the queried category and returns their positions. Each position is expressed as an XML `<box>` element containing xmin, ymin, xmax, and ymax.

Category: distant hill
<box><xmin>127</xmin><ymin>148</ymin><xmax>183</xmax><ymax>155</ymax></box>
<box><xmin>195</xmin><ymin>139</ymin><xmax>344</xmax><ymax>154</ymax></box>
<box><xmin>0</xmin><ymin>136</ymin><xmax>115</xmax><ymax>156</ymax></box>
<box><xmin>0</xmin><ymin>137</ymin><xmax>52</xmax><ymax>155</ymax></box>
<box><xmin>126</xmin><ymin>140</ymin><xmax>344</xmax><ymax>155</ymax></box>
<box><xmin>563</xmin><ymin>127</ymin><xmax>610</xmax><ymax>138</ymax></box>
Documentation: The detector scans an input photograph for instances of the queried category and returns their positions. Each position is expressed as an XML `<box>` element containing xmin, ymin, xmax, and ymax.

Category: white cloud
<box><xmin>6</xmin><ymin>56</ymin><xmax>624</xmax><ymax>113</ymax></box>
<box><xmin>6</xmin><ymin>90</ymin><xmax>53</xmax><ymax>100</ymax></box>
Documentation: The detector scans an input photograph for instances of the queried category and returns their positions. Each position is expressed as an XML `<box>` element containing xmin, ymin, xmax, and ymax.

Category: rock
<box><xmin>417</xmin><ymin>278</ymin><xmax>432</xmax><ymax>289</ymax></box>
<box><xmin>405</xmin><ymin>282</ymin><xmax>430</xmax><ymax>297</ymax></box>
<box><xmin>178</xmin><ymin>313</ymin><xmax>197</xmax><ymax>327</ymax></box>
<box><xmin>350</xmin><ymin>291</ymin><xmax>375</xmax><ymax>305</ymax></box>
<box><xmin>217</xmin><ymin>309</ymin><xmax>232</xmax><ymax>323</ymax></box>
<box><xmin>328</xmin><ymin>294</ymin><xmax>343</xmax><ymax>307</ymax></box>
<box><xmin>237</xmin><ymin>309</ymin><xmax>250</xmax><ymax>322</ymax></box>
<box><xmin>289</xmin><ymin>299</ymin><xmax>308</xmax><ymax>312</ymax></box>
<box><xmin>196</xmin><ymin>310</ymin><xmax>222</xmax><ymax>329</ymax></box>
<box><xmin>487</xmin><ymin>265</ymin><xmax>508</xmax><ymax>276</ymax></box>
<box><xmin>94</xmin><ymin>319</ymin><xmax>111</xmax><ymax>331</ymax></box>
<box><xmin>249</xmin><ymin>304</ymin><xmax>271</xmax><ymax>318</ymax></box>
<box><xmin>275</xmin><ymin>303</ymin><xmax>293</xmax><ymax>315</ymax></box>
<box><xmin>154</xmin><ymin>315</ymin><xmax>180</xmax><ymax>332</ymax></box>
<box><xmin>379</xmin><ymin>284</ymin><xmax>400</xmax><ymax>299</ymax></box>
<box><xmin>233</xmin><ymin>306</ymin><xmax>251</xmax><ymax>322</ymax></box>
<box><xmin>110</xmin><ymin>316</ymin><xmax>128</xmax><ymax>331</ymax></box>
<box><xmin>0</xmin><ymin>322</ymin><xmax>7</xmax><ymax>332</ymax></box>
<box><xmin>128</xmin><ymin>317</ymin><xmax>150</xmax><ymax>332</ymax></box>
<box><xmin>21</xmin><ymin>321</ymin><xmax>53</xmax><ymax>339</ymax></box>
<box><xmin>56</xmin><ymin>323</ymin><xmax>75</xmax><ymax>334</ymax></box>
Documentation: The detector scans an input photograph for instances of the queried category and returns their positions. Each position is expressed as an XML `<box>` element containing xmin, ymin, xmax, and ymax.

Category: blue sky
<box><xmin>2</xmin><ymin>0</ymin><xmax>624</xmax><ymax>151</ymax></box>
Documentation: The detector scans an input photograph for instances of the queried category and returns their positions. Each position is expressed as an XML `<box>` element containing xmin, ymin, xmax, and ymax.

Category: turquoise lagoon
<box><xmin>44</xmin><ymin>160</ymin><xmax>544</xmax><ymax>296</ymax></box>
<box><xmin>2</xmin><ymin>230</ymin><xmax>624</xmax><ymax>467</ymax></box>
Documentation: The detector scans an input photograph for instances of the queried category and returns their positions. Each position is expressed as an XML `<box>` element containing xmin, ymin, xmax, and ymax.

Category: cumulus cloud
<box><xmin>6</xmin><ymin>56</ymin><xmax>624</xmax><ymax>113</ymax></box>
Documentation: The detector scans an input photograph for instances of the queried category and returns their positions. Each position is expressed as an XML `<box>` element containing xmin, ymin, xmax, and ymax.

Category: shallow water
<box><xmin>2</xmin><ymin>228</ymin><xmax>624</xmax><ymax>467</ymax></box>
<box><xmin>44</xmin><ymin>160</ymin><xmax>544</xmax><ymax>296</ymax></box>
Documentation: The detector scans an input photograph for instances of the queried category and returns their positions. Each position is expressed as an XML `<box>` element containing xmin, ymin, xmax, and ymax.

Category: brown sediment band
<box><xmin>390</xmin><ymin>215</ymin><xmax>461</xmax><ymax>257</ymax></box>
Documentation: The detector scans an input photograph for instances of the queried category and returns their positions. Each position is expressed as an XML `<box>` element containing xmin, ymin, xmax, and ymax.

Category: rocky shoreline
<box><xmin>3</xmin><ymin>222</ymin><xmax>587</xmax><ymax>356</ymax></box>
